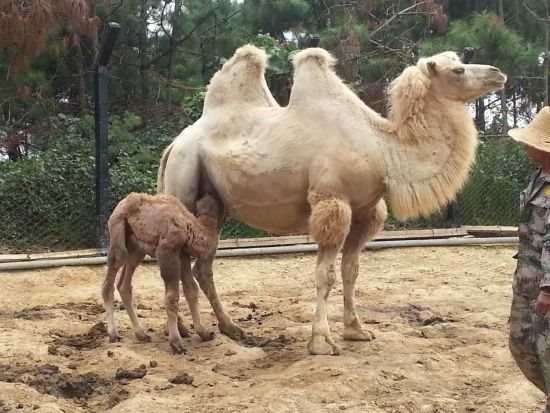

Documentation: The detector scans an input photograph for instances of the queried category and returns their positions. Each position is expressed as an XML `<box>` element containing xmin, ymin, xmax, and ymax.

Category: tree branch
<box><xmin>370</xmin><ymin>1</ymin><xmax>427</xmax><ymax>37</ymax></box>
<box><xmin>145</xmin><ymin>5</ymin><xmax>232</xmax><ymax>68</ymax></box>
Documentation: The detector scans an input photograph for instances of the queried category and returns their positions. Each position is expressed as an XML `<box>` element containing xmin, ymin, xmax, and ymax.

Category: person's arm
<box><xmin>535</xmin><ymin>233</ymin><xmax>550</xmax><ymax>315</ymax></box>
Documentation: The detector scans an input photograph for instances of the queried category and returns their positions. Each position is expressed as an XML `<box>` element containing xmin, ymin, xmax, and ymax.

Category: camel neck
<box><xmin>383</xmin><ymin>99</ymin><xmax>478</xmax><ymax>221</ymax></box>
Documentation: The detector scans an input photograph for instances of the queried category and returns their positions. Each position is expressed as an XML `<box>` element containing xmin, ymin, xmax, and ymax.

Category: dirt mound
<box><xmin>51</xmin><ymin>321</ymin><xmax>107</xmax><ymax>350</ymax></box>
<box><xmin>0</xmin><ymin>362</ymin><xmax>114</xmax><ymax>401</ymax></box>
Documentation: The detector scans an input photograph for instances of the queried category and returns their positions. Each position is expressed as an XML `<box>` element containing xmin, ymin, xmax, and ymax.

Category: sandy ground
<box><xmin>0</xmin><ymin>245</ymin><xmax>545</xmax><ymax>413</ymax></box>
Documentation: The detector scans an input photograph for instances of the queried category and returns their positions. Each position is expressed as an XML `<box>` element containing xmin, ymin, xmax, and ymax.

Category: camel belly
<box><xmin>226</xmin><ymin>200</ymin><xmax>310</xmax><ymax>234</ymax></box>
<box><xmin>203</xmin><ymin>148</ymin><xmax>311</xmax><ymax>233</ymax></box>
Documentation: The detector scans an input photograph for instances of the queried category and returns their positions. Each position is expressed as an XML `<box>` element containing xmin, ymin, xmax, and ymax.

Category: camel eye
<box><xmin>452</xmin><ymin>67</ymin><xmax>465</xmax><ymax>75</ymax></box>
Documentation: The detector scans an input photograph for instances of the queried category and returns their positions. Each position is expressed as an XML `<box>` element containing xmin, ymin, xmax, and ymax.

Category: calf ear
<box><xmin>427</xmin><ymin>61</ymin><xmax>438</xmax><ymax>74</ymax></box>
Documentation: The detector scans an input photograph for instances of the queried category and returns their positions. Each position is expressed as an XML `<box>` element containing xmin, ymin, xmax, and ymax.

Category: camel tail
<box><xmin>157</xmin><ymin>142</ymin><xmax>174</xmax><ymax>194</ymax></box>
<box><xmin>292</xmin><ymin>47</ymin><xmax>336</xmax><ymax>71</ymax></box>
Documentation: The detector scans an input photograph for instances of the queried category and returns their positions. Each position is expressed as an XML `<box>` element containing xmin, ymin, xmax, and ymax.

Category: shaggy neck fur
<box><xmin>384</xmin><ymin>96</ymin><xmax>477</xmax><ymax>220</ymax></box>
<box><xmin>290</xmin><ymin>49</ymin><xmax>478</xmax><ymax>221</ymax></box>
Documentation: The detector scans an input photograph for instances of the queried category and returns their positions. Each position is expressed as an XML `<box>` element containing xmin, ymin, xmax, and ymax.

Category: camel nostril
<box><xmin>489</xmin><ymin>66</ymin><xmax>500</xmax><ymax>72</ymax></box>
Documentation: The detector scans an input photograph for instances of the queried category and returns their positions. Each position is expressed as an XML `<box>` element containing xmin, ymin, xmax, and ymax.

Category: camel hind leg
<box><xmin>341</xmin><ymin>199</ymin><xmax>387</xmax><ymax>341</ymax></box>
<box><xmin>307</xmin><ymin>194</ymin><xmax>352</xmax><ymax>355</ymax></box>
<box><xmin>102</xmin><ymin>215</ymin><xmax>129</xmax><ymax>343</ymax></box>
<box><xmin>116</xmin><ymin>250</ymin><xmax>149</xmax><ymax>342</ymax></box>
<box><xmin>102</xmin><ymin>249</ymin><xmax>126</xmax><ymax>342</ymax></box>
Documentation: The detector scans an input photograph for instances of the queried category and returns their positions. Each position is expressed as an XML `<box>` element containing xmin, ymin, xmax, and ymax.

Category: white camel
<box><xmin>157</xmin><ymin>45</ymin><xmax>507</xmax><ymax>355</ymax></box>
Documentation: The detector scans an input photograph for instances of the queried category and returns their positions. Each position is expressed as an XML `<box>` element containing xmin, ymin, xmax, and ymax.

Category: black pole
<box><xmin>94</xmin><ymin>22</ymin><xmax>120</xmax><ymax>251</ymax></box>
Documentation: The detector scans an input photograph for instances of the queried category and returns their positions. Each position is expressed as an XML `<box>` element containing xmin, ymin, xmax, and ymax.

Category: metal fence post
<box><xmin>94</xmin><ymin>22</ymin><xmax>120</xmax><ymax>252</ymax></box>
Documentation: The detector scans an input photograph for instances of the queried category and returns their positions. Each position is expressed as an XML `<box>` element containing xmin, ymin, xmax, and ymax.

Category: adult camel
<box><xmin>157</xmin><ymin>45</ymin><xmax>507</xmax><ymax>355</ymax></box>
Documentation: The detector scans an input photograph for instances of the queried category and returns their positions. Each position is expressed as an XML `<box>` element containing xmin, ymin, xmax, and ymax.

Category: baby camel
<box><xmin>101</xmin><ymin>192</ymin><xmax>220</xmax><ymax>354</ymax></box>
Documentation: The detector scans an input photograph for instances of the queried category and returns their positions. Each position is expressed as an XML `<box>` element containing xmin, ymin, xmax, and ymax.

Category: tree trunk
<box><xmin>498</xmin><ymin>0</ymin><xmax>508</xmax><ymax>133</ymax></box>
<box><xmin>76</xmin><ymin>40</ymin><xmax>87</xmax><ymax>111</ymax></box>
<box><xmin>166</xmin><ymin>0</ymin><xmax>182</xmax><ymax>102</ymax></box>
<box><xmin>475</xmin><ymin>98</ymin><xmax>486</xmax><ymax>132</ymax></box>
<box><xmin>139</xmin><ymin>0</ymin><xmax>149</xmax><ymax>123</ymax></box>
<box><xmin>513</xmin><ymin>89</ymin><xmax>518</xmax><ymax>127</ymax></box>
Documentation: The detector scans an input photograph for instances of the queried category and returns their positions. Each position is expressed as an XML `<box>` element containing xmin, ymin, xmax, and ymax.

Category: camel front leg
<box><xmin>180</xmin><ymin>254</ymin><xmax>214</xmax><ymax>341</ymax></box>
<box><xmin>193</xmin><ymin>258</ymin><xmax>245</xmax><ymax>340</ymax></box>
<box><xmin>307</xmin><ymin>245</ymin><xmax>341</xmax><ymax>355</ymax></box>
<box><xmin>342</xmin><ymin>200</ymin><xmax>386</xmax><ymax>341</ymax></box>
<box><xmin>157</xmin><ymin>243</ymin><xmax>186</xmax><ymax>354</ymax></box>
<box><xmin>307</xmin><ymin>194</ymin><xmax>352</xmax><ymax>355</ymax></box>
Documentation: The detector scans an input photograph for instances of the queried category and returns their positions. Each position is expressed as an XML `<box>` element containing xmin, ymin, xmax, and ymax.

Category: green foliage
<box><xmin>251</xmin><ymin>33</ymin><xmax>298</xmax><ymax>76</ymax></box>
<box><xmin>0</xmin><ymin>113</ymin><xmax>184</xmax><ymax>251</ymax></box>
<box><xmin>459</xmin><ymin>138</ymin><xmax>534</xmax><ymax>226</ymax></box>
<box><xmin>242</xmin><ymin>0</ymin><xmax>310</xmax><ymax>36</ymax></box>
<box><xmin>2</xmin><ymin>0</ymin><xmax>549</xmax><ymax>252</ymax></box>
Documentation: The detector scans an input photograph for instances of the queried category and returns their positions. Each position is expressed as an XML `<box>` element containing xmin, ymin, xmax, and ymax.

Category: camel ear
<box><xmin>427</xmin><ymin>61</ymin><xmax>438</xmax><ymax>74</ymax></box>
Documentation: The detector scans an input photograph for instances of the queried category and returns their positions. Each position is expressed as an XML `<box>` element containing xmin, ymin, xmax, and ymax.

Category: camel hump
<box><xmin>229</xmin><ymin>44</ymin><xmax>268</xmax><ymax>70</ymax></box>
<box><xmin>292</xmin><ymin>47</ymin><xmax>336</xmax><ymax>71</ymax></box>
<box><xmin>204</xmin><ymin>44</ymin><xmax>278</xmax><ymax>112</ymax></box>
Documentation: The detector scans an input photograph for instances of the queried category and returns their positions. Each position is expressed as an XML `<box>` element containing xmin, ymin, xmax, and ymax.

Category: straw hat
<box><xmin>508</xmin><ymin>106</ymin><xmax>550</xmax><ymax>152</ymax></box>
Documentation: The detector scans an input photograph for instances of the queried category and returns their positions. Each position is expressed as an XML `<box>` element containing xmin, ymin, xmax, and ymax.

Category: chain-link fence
<box><xmin>0</xmin><ymin>130</ymin><xmax>534</xmax><ymax>253</ymax></box>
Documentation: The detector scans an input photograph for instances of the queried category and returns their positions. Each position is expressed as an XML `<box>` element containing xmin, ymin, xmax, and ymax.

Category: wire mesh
<box><xmin>0</xmin><ymin>122</ymin><xmax>533</xmax><ymax>254</ymax></box>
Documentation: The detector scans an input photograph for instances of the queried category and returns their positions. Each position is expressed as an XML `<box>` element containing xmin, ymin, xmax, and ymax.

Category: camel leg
<box><xmin>157</xmin><ymin>243</ymin><xmax>186</xmax><ymax>354</ymax></box>
<box><xmin>181</xmin><ymin>254</ymin><xmax>214</xmax><ymax>341</ymax></box>
<box><xmin>193</xmin><ymin>258</ymin><xmax>245</xmax><ymax>340</ymax></box>
<box><xmin>307</xmin><ymin>245</ymin><xmax>342</xmax><ymax>355</ymax></box>
<box><xmin>102</xmin><ymin>251</ymin><xmax>125</xmax><ymax>342</ymax></box>
<box><xmin>341</xmin><ymin>200</ymin><xmax>387</xmax><ymax>341</ymax></box>
<box><xmin>192</xmin><ymin>198</ymin><xmax>245</xmax><ymax>340</ymax></box>
<box><xmin>117</xmin><ymin>251</ymin><xmax>150</xmax><ymax>342</ymax></box>
<box><xmin>307</xmin><ymin>195</ymin><xmax>352</xmax><ymax>355</ymax></box>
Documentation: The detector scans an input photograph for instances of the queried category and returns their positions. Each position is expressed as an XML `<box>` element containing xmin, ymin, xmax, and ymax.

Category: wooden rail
<box><xmin>0</xmin><ymin>226</ymin><xmax>516</xmax><ymax>264</ymax></box>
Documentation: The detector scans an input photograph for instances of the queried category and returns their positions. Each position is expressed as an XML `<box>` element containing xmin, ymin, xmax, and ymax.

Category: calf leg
<box><xmin>157</xmin><ymin>242</ymin><xmax>186</xmax><ymax>354</ymax></box>
<box><xmin>116</xmin><ymin>251</ymin><xmax>150</xmax><ymax>342</ymax></box>
<box><xmin>181</xmin><ymin>254</ymin><xmax>214</xmax><ymax>341</ymax></box>
<box><xmin>102</xmin><ymin>249</ymin><xmax>125</xmax><ymax>342</ymax></box>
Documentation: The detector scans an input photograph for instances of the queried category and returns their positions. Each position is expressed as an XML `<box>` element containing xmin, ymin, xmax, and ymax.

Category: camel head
<box><xmin>418</xmin><ymin>51</ymin><xmax>507</xmax><ymax>102</ymax></box>
<box><xmin>196</xmin><ymin>194</ymin><xmax>219</xmax><ymax>219</ymax></box>
<box><xmin>388</xmin><ymin>51</ymin><xmax>507</xmax><ymax>142</ymax></box>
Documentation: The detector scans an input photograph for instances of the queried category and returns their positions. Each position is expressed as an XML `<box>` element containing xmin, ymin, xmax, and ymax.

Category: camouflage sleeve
<box><xmin>537</xmin><ymin>182</ymin><xmax>550</xmax><ymax>288</ymax></box>
<box><xmin>542</xmin><ymin>235</ymin><xmax>550</xmax><ymax>288</ymax></box>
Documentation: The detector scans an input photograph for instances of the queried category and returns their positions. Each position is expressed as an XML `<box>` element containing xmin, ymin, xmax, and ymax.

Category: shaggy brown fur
<box><xmin>101</xmin><ymin>192</ymin><xmax>220</xmax><ymax>354</ymax></box>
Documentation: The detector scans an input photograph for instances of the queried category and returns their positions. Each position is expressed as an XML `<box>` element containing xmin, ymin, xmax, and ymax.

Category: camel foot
<box><xmin>198</xmin><ymin>331</ymin><xmax>216</xmax><ymax>342</ymax></box>
<box><xmin>177</xmin><ymin>323</ymin><xmax>191</xmax><ymax>338</ymax></box>
<box><xmin>135</xmin><ymin>329</ymin><xmax>152</xmax><ymax>342</ymax></box>
<box><xmin>307</xmin><ymin>335</ymin><xmax>341</xmax><ymax>356</ymax></box>
<box><xmin>343</xmin><ymin>327</ymin><xmax>376</xmax><ymax>341</ymax></box>
<box><xmin>108</xmin><ymin>334</ymin><xmax>122</xmax><ymax>343</ymax></box>
<box><xmin>219</xmin><ymin>322</ymin><xmax>246</xmax><ymax>340</ymax></box>
<box><xmin>169</xmin><ymin>339</ymin><xmax>188</xmax><ymax>355</ymax></box>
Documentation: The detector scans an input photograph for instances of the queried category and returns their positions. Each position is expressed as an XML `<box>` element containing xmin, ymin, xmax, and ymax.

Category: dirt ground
<box><xmin>0</xmin><ymin>245</ymin><xmax>545</xmax><ymax>413</ymax></box>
